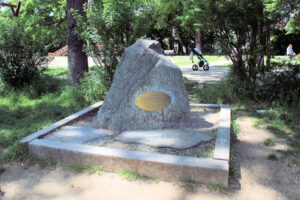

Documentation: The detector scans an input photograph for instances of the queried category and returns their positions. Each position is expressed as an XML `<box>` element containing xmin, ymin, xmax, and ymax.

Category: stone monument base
<box><xmin>20</xmin><ymin>102</ymin><xmax>231</xmax><ymax>186</ymax></box>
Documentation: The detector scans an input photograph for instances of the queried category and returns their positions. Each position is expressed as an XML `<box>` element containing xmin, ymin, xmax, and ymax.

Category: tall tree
<box><xmin>67</xmin><ymin>0</ymin><xmax>88</xmax><ymax>85</ymax></box>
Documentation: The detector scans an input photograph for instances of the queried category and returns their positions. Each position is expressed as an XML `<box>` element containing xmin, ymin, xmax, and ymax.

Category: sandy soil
<box><xmin>0</xmin><ymin>117</ymin><xmax>299</xmax><ymax>200</ymax></box>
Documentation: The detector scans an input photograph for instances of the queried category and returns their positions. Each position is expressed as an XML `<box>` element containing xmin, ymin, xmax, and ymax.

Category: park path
<box><xmin>48</xmin><ymin>56</ymin><xmax>231</xmax><ymax>84</ymax></box>
<box><xmin>1</xmin><ymin>118</ymin><xmax>299</xmax><ymax>200</ymax></box>
<box><xmin>178</xmin><ymin>61</ymin><xmax>231</xmax><ymax>84</ymax></box>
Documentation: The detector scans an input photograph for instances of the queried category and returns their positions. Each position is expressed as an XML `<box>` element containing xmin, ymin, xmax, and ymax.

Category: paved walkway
<box><xmin>48</xmin><ymin>57</ymin><xmax>231</xmax><ymax>84</ymax></box>
<box><xmin>179</xmin><ymin>61</ymin><xmax>231</xmax><ymax>84</ymax></box>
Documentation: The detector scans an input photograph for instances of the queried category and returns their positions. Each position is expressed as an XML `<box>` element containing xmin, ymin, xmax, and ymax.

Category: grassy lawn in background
<box><xmin>169</xmin><ymin>55</ymin><xmax>229</xmax><ymax>66</ymax></box>
<box><xmin>45</xmin><ymin>66</ymin><xmax>99</xmax><ymax>77</ymax></box>
<box><xmin>0</xmin><ymin>67</ymin><xmax>108</xmax><ymax>163</ymax></box>
<box><xmin>45</xmin><ymin>66</ymin><xmax>68</xmax><ymax>77</ymax></box>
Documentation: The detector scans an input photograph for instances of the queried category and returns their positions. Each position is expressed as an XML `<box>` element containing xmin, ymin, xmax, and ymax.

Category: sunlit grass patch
<box><xmin>118</xmin><ymin>170</ymin><xmax>147</xmax><ymax>181</ymax></box>
<box><xmin>264</xmin><ymin>138</ymin><xmax>275</xmax><ymax>146</ymax></box>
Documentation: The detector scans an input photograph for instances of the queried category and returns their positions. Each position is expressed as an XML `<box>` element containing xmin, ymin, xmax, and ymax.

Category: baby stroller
<box><xmin>189</xmin><ymin>47</ymin><xmax>209</xmax><ymax>71</ymax></box>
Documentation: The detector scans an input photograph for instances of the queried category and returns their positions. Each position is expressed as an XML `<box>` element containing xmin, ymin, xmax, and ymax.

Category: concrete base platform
<box><xmin>29</xmin><ymin>139</ymin><xmax>228</xmax><ymax>185</ymax></box>
<box><xmin>21</xmin><ymin>103</ymin><xmax>231</xmax><ymax>186</ymax></box>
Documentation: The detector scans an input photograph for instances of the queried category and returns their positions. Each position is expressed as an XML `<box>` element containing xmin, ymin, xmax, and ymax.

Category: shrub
<box><xmin>0</xmin><ymin>18</ymin><xmax>50</xmax><ymax>88</ymax></box>
<box><xmin>77</xmin><ymin>68</ymin><xmax>109</xmax><ymax>103</ymax></box>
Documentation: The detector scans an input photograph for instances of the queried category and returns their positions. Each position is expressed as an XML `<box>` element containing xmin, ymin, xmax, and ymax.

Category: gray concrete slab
<box><xmin>45</xmin><ymin>126</ymin><xmax>111</xmax><ymax>144</ymax></box>
<box><xmin>20</xmin><ymin>102</ymin><xmax>103</xmax><ymax>146</ymax></box>
<box><xmin>29</xmin><ymin>139</ymin><xmax>229</xmax><ymax>185</ymax></box>
<box><xmin>115</xmin><ymin>129</ymin><xmax>212</xmax><ymax>149</ymax></box>
<box><xmin>214</xmin><ymin>105</ymin><xmax>231</xmax><ymax>160</ymax></box>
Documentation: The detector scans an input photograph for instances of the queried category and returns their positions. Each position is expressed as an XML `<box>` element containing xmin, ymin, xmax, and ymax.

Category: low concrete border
<box><xmin>29</xmin><ymin>139</ymin><xmax>229</xmax><ymax>185</ymax></box>
<box><xmin>213</xmin><ymin>105</ymin><xmax>231</xmax><ymax>160</ymax></box>
<box><xmin>20</xmin><ymin>102</ymin><xmax>103</xmax><ymax>146</ymax></box>
<box><xmin>22</xmin><ymin>102</ymin><xmax>231</xmax><ymax>185</ymax></box>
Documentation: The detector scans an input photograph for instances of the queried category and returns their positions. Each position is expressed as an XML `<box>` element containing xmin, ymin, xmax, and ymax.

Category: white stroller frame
<box><xmin>189</xmin><ymin>47</ymin><xmax>209</xmax><ymax>71</ymax></box>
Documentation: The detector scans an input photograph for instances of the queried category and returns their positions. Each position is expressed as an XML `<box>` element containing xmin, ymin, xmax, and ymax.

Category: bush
<box><xmin>0</xmin><ymin>18</ymin><xmax>50</xmax><ymax>88</ymax></box>
<box><xmin>77</xmin><ymin>68</ymin><xmax>109</xmax><ymax>103</ymax></box>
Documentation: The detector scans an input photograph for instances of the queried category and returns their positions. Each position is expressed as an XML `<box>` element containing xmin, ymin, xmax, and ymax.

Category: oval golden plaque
<box><xmin>135</xmin><ymin>91</ymin><xmax>171</xmax><ymax>111</ymax></box>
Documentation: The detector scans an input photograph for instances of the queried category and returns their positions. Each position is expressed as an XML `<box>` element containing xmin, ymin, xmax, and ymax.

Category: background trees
<box><xmin>0</xmin><ymin>0</ymin><xmax>299</xmax><ymax>87</ymax></box>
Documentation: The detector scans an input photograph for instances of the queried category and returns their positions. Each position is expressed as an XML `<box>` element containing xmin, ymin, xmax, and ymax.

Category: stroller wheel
<box><xmin>203</xmin><ymin>64</ymin><xmax>209</xmax><ymax>71</ymax></box>
<box><xmin>192</xmin><ymin>64</ymin><xmax>198</xmax><ymax>71</ymax></box>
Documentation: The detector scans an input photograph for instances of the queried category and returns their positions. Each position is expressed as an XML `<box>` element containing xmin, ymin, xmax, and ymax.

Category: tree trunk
<box><xmin>195</xmin><ymin>29</ymin><xmax>202</xmax><ymax>51</ymax></box>
<box><xmin>249</xmin><ymin>24</ymin><xmax>258</xmax><ymax>81</ymax></box>
<box><xmin>67</xmin><ymin>0</ymin><xmax>88</xmax><ymax>85</ymax></box>
<box><xmin>266</xmin><ymin>24</ymin><xmax>271</xmax><ymax>66</ymax></box>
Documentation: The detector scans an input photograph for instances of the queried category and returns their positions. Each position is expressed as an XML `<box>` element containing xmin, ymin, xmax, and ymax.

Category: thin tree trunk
<box><xmin>195</xmin><ymin>29</ymin><xmax>202</xmax><ymax>51</ymax></box>
<box><xmin>249</xmin><ymin>25</ymin><xmax>258</xmax><ymax>81</ymax></box>
<box><xmin>266</xmin><ymin>24</ymin><xmax>271</xmax><ymax>66</ymax></box>
<box><xmin>67</xmin><ymin>0</ymin><xmax>88</xmax><ymax>85</ymax></box>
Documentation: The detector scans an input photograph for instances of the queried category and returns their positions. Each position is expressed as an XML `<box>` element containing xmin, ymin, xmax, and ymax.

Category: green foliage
<box><xmin>267</xmin><ymin>122</ymin><xmax>288</xmax><ymax>138</ymax></box>
<box><xmin>86</xmin><ymin>166</ymin><xmax>104</xmax><ymax>175</ymax></box>
<box><xmin>231</xmin><ymin>120</ymin><xmax>240</xmax><ymax>141</ymax></box>
<box><xmin>230</xmin><ymin>149</ymin><xmax>240</xmax><ymax>178</ymax></box>
<box><xmin>179</xmin><ymin>0</ymin><xmax>298</xmax><ymax>81</ymax></box>
<box><xmin>285</xmin><ymin>11</ymin><xmax>300</xmax><ymax>34</ymax></box>
<box><xmin>77</xmin><ymin>68</ymin><xmax>109</xmax><ymax>103</ymax></box>
<box><xmin>264</xmin><ymin>138</ymin><xmax>275</xmax><ymax>146</ymax></box>
<box><xmin>251</xmin><ymin>107</ymin><xmax>299</xmax><ymax>159</ymax></box>
<box><xmin>16</xmin><ymin>0</ymin><xmax>67</xmax><ymax>51</ymax></box>
<box><xmin>65</xmin><ymin>164</ymin><xmax>104</xmax><ymax>174</ymax></box>
<box><xmin>0</xmin><ymin>143</ymin><xmax>25</xmax><ymax>163</ymax></box>
<box><xmin>0</xmin><ymin>67</ymin><xmax>108</xmax><ymax>162</ymax></box>
<box><xmin>208</xmin><ymin>183</ymin><xmax>228</xmax><ymax>193</ymax></box>
<box><xmin>264</xmin><ymin>109</ymin><xmax>280</xmax><ymax>120</ymax></box>
<box><xmin>0</xmin><ymin>18</ymin><xmax>50</xmax><ymax>88</ymax></box>
<box><xmin>183</xmin><ymin>73</ymin><xmax>239</xmax><ymax>105</ymax></box>
<box><xmin>202</xmin><ymin>143</ymin><xmax>214</xmax><ymax>158</ymax></box>
<box><xmin>171</xmin><ymin>179</ymin><xmax>199</xmax><ymax>192</ymax></box>
<box><xmin>65</xmin><ymin>165</ymin><xmax>88</xmax><ymax>173</ymax></box>
<box><xmin>118</xmin><ymin>170</ymin><xmax>146</xmax><ymax>181</ymax></box>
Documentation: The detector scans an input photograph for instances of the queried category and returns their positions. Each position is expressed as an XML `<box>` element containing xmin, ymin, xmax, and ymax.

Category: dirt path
<box><xmin>1</xmin><ymin>118</ymin><xmax>299</xmax><ymax>200</ymax></box>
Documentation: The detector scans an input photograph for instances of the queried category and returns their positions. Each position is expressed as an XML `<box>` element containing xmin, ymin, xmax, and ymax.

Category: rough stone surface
<box><xmin>115</xmin><ymin>129</ymin><xmax>212</xmax><ymax>149</ymax></box>
<box><xmin>97</xmin><ymin>39</ymin><xmax>190</xmax><ymax>133</ymax></box>
<box><xmin>45</xmin><ymin>126</ymin><xmax>110</xmax><ymax>144</ymax></box>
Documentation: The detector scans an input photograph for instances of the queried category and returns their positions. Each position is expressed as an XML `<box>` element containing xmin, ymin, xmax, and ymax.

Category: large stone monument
<box><xmin>97</xmin><ymin>39</ymin><xmax>191</xmax><ymax>133</ymax></box>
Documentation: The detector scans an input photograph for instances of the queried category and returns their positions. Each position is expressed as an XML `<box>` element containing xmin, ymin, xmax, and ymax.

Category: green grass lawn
<box><xmin>45</xmin><ymin>65</ymin><xmax>99</xmax><ymax>77</ymax></box>
<box><xmin>0</xmin><ymin>67</ymin><xmax>108</xmax><ymax>163</ymax></box>
<box><xmin>169</xmin><ymin>55</ymin><xmax>230</xmax><ymax>66</ymax></box>
<box><xmin>45</xmin><ymin>66</ymin><xmax>68</xmax><ymax>77</ymax></box>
